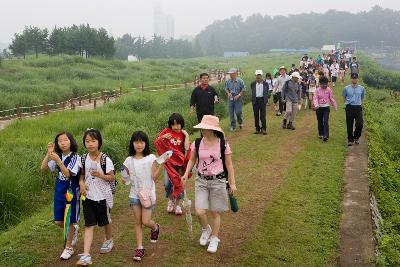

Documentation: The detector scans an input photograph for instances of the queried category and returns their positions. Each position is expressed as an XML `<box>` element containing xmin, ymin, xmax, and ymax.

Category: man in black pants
<box><xmin>342</xmin><ymin>73</ymin><xmax>365</xmax><ymax>146</ymax></box>
<box><xmin>250</xmin><ymin>70</ymin><xmax>269</xmax><ymax>135</ymax></box>
<box><xmin>190</xmin><ymin>73</ymin><xmax>219</xmax><ymax>122</ymax></box>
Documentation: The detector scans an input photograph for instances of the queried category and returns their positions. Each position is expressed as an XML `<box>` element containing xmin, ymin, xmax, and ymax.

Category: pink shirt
<box><xmin>190</xmin><ymin>138</ymin><xmax>232</xmax><ymax>176</ymax></box>
<box><xmin>313</xmin><ymin>86</ymin><xmax>337</xmax><ymax>110</ymax></box>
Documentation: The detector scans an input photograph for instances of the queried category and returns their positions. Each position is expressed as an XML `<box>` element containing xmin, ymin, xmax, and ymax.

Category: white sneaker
<box><xmin>167</xmin><ymin>200</ymin><xmax>174</xmax><ymax>213</ymax></box>
<box><xmin>199</xmin><ymin>224</ymin><xmax>212</xmax><ymax>246</ymax></box>
<box><xmin>76</xmin><ymin>254</ymin><xmax>92</xmax><ymax>266</ymax></box>
<box><xmin>72</xmin><ymin>224</ymin><xmax>79</xmax><ymax>247</ymax></box>
<box><xmin>100</xmin><ymin>239</ymin><xmax>114</xmax><ymax>254</ymax></box>
<box><xmin>60</xmin><ymin>246</ymin><xmax>74</xmax><ymax>260</ymax></box>
<box><xmin>207</xmin><ymin>236</ymin><xmax>220</xmax><ymax>253</ymax></box>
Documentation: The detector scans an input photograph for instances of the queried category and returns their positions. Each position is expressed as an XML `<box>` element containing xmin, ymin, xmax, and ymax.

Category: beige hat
<box><xmin>255</xmin><ymin>69</ymin><xmax>263</xmax><ymax>75</ymax></box>
<box><xmin>193</xmin><ymin>115</ymin><xmax>224</xmax><ymax>134</ymax></box>
<box><xmin>279</xmin><ymin>66</ymin><xmax>287</xmax><ymax>71</ymax></box>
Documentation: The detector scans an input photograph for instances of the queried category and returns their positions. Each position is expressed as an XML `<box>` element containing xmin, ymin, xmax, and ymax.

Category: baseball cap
<box><xmin>290</xmin><ymin>72</ymin><xmax>301</xmax><ymax>79</ymax></box>
<box><xmin>255</xmin><ymin>69</ymin><xmax>263</xmax><ymax>75</ymax></box>
<box><xmin>227</xmin><ymin>68</ymin><xmax>238</xmax><ymax>74</ymax></box>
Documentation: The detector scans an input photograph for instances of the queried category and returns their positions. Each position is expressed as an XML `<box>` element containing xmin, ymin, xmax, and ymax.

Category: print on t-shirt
<box><xmin>201</xmin><ymin>153</ymin><xmax>218</xmax><ymax>173</ymax></box>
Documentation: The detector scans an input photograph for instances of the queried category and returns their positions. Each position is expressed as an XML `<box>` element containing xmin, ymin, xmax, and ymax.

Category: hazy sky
<box><xmin>1</xmin><ymin>0</ymin><xmax>399</xmax><ymax>44</ymax></box>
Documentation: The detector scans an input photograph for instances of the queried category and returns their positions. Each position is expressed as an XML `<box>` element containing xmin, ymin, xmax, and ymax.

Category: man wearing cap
<box><xmin>282</xmin><ymin>72</ymin><xmax>302</xmax><ymax>130</ymax></box>
<box><xmin>225</xmin><ymin>68</ymin><xmax>245</xmax><ymax>131</ymax></box>
<box><xmin>274</xmin><ymin>66</ymin><xmax>290</xmax><ymax>116</ymax></box>
<box><xmin>250</xmin><ymin>70</ymin><xmax>269</xmax><ymax>135</ymax></box>
<box><xmin>190</xmin><ymin>73</ymin><xmax>219</xmax><ymax>122</ymax></box>
<box><xmin>342</xmin><ymin>73</ymin><xmax>365</xmax><ymax>146</ymax></box>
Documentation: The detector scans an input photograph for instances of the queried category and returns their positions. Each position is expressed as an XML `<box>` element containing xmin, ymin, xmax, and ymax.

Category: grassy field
<box><xmin>0</xmin><ymin>53</ymin><xmax>296</xmax><ymax>111</ymax></box>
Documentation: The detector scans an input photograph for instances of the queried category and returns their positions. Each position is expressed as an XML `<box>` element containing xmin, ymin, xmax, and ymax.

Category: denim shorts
<box><xmin>129</xmin><ymin>197</ymin><xmax>155</xmax><ymax>211</ymax></box>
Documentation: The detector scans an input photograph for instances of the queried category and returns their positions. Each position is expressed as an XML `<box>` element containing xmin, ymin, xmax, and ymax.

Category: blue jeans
<box><xmin>228</xmin><ymin>98</ymin><xmax>243</xmax><ymax>129</ymax></box>
<box><xmin>163</xmin><ymin>170</ymin><xmax>184</xmax><ymax>200</ymax></box>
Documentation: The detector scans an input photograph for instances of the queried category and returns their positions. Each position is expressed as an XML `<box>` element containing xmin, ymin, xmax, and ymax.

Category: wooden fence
<box><xmin>0</xmin><ymin>69</ymin><xmax>227</xmax><ymax>121</ymax></box>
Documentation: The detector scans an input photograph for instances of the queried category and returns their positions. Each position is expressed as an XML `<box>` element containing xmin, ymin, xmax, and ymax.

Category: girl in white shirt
<box><xmin>121</xmin><ymin>131</ymin><xmax>165</xmax><ymax>261</ymax></box>
<box><xmin>77</xmin><ymin>129</ymin><xmax>115</xmax><ymax>266</ymax></box>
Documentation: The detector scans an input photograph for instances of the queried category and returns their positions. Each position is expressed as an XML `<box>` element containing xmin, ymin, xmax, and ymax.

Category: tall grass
<box><xmin>365</xmin><ymin>87</ymin><xmax>400</xmax><ymax>266</ymax></box>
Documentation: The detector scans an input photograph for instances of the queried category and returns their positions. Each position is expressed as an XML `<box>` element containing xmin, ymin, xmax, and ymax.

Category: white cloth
<box><xmin>80</xmin><ymin>154</ymin><xmax>114</xmax><ymax>208</ymax></box>
<box><xmin>256</xmin><ymin>82</ymin><xmax>263</xmax><ymax>97</ymax></box>
<box><xmin>276</xmin><ymin>75</ymin><xmax>290</xmax><ymax>93</ymax></box>
<box><xmin>330</xmin><ymin>63</ymin><xmax>339</xmax><ymax>77</ymax></box>
<box><xmin>123</xmin><ymin>155</ymin><xmax>157</xmax><ymax>200</ymax></box>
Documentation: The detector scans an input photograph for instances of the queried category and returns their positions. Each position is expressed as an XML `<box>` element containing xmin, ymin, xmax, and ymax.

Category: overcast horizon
<box><xmin>1</xmin><ymin>0</ymin><xmax>399</xmax><ymax>45</ymax></box>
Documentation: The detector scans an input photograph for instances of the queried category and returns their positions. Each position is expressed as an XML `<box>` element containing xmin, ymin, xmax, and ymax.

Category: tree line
<box><xmin>9</xmin><ymin>24</ymin><xmax>115</xmax><ymax>59</ymax></box>
<box><xmin>5</xmin><ymin>5</ymin><xmax>400</xmax><ymax>60</ymax></box>
<box><xmin>114</xmin><ymin>34</ymin><xmax>201</xmax><ymax>59</ymax></box>
<box><xmin>194</xmin><ymin>5</ymin><xmax>400</xmax><ymax>56</ymax></box>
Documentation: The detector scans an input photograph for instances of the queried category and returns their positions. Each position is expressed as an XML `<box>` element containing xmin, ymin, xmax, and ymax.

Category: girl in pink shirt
<box><xmin>313</xmin><ymin>76</ymin><xmax>337</xmax><ymax>142</ymax></box>
<box><xmin>181</xmin><ymin>115</ymin><xmax>237</xmax><ymax>254</ymax></box>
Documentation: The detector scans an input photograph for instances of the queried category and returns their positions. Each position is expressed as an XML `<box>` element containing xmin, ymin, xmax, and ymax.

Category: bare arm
<box><xmin>151</xmin><ymin>161</ymin><xmax>164</xmax><ymax>180</ymax></box>
<box><xmin>224</xmin><ymin>154</ymin><xmax>236</xmax><ymax>194</ymax></box>
<box><xmin>50</xmin><ymin>152</ymin><xmax>70</xmax><ymax>178</ymax></box>
<box><xmin>40</xmin><ymin>153</ymin><xmax>50</xmax><ymax>171</ymax></box>
<box><xmin>182</xmin><ymin>130</ymin><xmax>190</xmax><ymax>151</ymax></box>
<box><xmin>182</xmin><ymin>148</ymin><xmax>197</xmax><ymax>180</ymax></box>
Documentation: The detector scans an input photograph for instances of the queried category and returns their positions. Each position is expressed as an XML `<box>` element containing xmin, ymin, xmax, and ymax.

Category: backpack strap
<box><xmin>100</xmin><ymin>153</ymin><xmax>108</xmax><ymax>175</ymax></box>
<box><xmin>81</xmin><ymin>153</ymin><xmax>87</xmax><ymax>176</ymax></box>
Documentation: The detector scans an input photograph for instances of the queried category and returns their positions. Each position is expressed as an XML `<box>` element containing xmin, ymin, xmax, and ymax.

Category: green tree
<box><xmin>23</xmin><ymin>26</ymin><xmax>48</xmax><ymax>58</ymax></box>
<box><xmin>9</xmin><ymin>33</ymin><xmax>28</xmax><ymax>59</ymax></box>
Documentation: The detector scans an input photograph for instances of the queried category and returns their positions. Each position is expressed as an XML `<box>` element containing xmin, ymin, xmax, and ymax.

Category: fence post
<box><xmin>164</xmin><ymin>81</ymin><xmax>166</xmax><ymax>89</ymax></box>
<box><xmin>184</xmin><ymin>82</ymin><xmax>187</xmax><ymax>88</ymax></box>
<box><xmin>119</xmin><ymin>86</ymin><xmax>122</xmax><ymax>96</ymax></box>
<box><xmin>16</xmin><ymin>105</ymin><xmax>22</xmax><ymax>120</ymax></box>
<box><xmin>43</xmin><ymin>103</ymin><xmax>49</xmax><ymax>115</ymax></box>
<box><xmin>71</xmin><ymin>100</ymin><xmax>75</xmax><ymax>110</ymax></box>
<box><xmin>94</xmin><ymin>98</ymin><xmax>97</xmax><ymax>109</ymax></box>
<box><xmin>89</xmin><ymin>93</ymin><xmax>92</xmax><ymax>103</ymax></box>
<box><xmin>141</xmin><ymin>83</ymin><xmax>144</xmax><ymax>92</ymax></box>
<box><xmin>79</xmin><ymin>97</ymin><xmax>82</xmax><ymax>106</ymax></box>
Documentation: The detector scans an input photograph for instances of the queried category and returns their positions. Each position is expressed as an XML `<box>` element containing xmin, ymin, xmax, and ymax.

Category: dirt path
<box><xmin>338</xmin><ymin>132</ymin><xmax>375</xmax><ymax>266</ymax></box>
<box><xmin>42</xmin><ymin>104</ymin><xmax>316</xmax><ymax>267</ymax></box>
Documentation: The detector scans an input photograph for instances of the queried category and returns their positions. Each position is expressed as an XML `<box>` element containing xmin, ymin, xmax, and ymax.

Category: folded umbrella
<box><xmin>182</xmin><ymin>190</ymin><xmax>193</xmax><ymax>239</ymax></box>
<box><xmin>63</xmin><ymin>188</ymin><xmax>74</xmax><ymax>243</ymax></box>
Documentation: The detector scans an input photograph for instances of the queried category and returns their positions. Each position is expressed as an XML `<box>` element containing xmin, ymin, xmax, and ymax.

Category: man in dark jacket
<box><xmin>190</xmin><ymin>73</ymin><xmax>219</xmax><ymax>122</ymax></box>
<box><xmin>251</xmin><ymin>70</ymin><xmax>269</xmax><ymax>135</ymax></box>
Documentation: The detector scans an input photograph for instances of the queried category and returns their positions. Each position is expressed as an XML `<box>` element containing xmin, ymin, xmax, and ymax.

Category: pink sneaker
<box><xmin>175</xmin><ymin>205</ymin><xmax>183</xmax><ymax>216</ymax></box>
<box><xmin>133</xmin><ymin>248</ymin><xmax>145</xmax><ymax>261</ymax></box>
<box><xmin>150</xmin><ymin>224</ymin><xmax>160</xmax><ymax>243</ymax></box>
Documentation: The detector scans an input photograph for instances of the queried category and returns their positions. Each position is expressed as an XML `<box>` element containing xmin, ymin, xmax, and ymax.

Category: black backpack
<box><xmin>194</xmin><ymin>137</ymin><xmax>228</xmax><ymax>175</ymax></box>
<box><xmin>81</xmin><ymin>153</ymin><xmax>117</xmax><ymax>194</ymax></box>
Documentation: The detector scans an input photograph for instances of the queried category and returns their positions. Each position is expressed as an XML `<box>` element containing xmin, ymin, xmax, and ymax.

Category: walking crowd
<box><xmin>41</xmin><ymin>49</ymin><xmax>364</xmax><ymax>265</ymax></box>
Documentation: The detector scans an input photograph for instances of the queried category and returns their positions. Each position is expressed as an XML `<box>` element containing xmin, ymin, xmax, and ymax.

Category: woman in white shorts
<box><xmin>181</xmin><ymin>115</ymin><xmax>237</xmax><ymax>254</ymax></box>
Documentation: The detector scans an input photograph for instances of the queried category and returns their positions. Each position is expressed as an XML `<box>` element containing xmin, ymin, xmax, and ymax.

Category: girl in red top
<box><xmin>154</xmin><ymin>113</ymin><xmax>190</xmax><ymax>215</ymax></box>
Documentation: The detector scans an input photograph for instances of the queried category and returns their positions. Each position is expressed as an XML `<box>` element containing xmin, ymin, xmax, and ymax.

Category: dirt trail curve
<box><xmin>338</xmin><ymin>132</ymin><xmax>375</xmax><ymax>266</ymax></box>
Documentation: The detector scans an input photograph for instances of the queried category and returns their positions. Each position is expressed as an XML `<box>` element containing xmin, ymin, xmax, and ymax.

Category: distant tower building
<box><xmin>154</xmin><ymin>5</ymin><xmax>174</xmax><ymax>39</ymax></box>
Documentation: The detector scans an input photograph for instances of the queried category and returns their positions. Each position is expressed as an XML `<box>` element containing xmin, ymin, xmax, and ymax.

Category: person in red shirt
<box><xmin>154</xmin><ymin>113</ymin><xmax>190</xmax><ymax>215</ymax></box>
